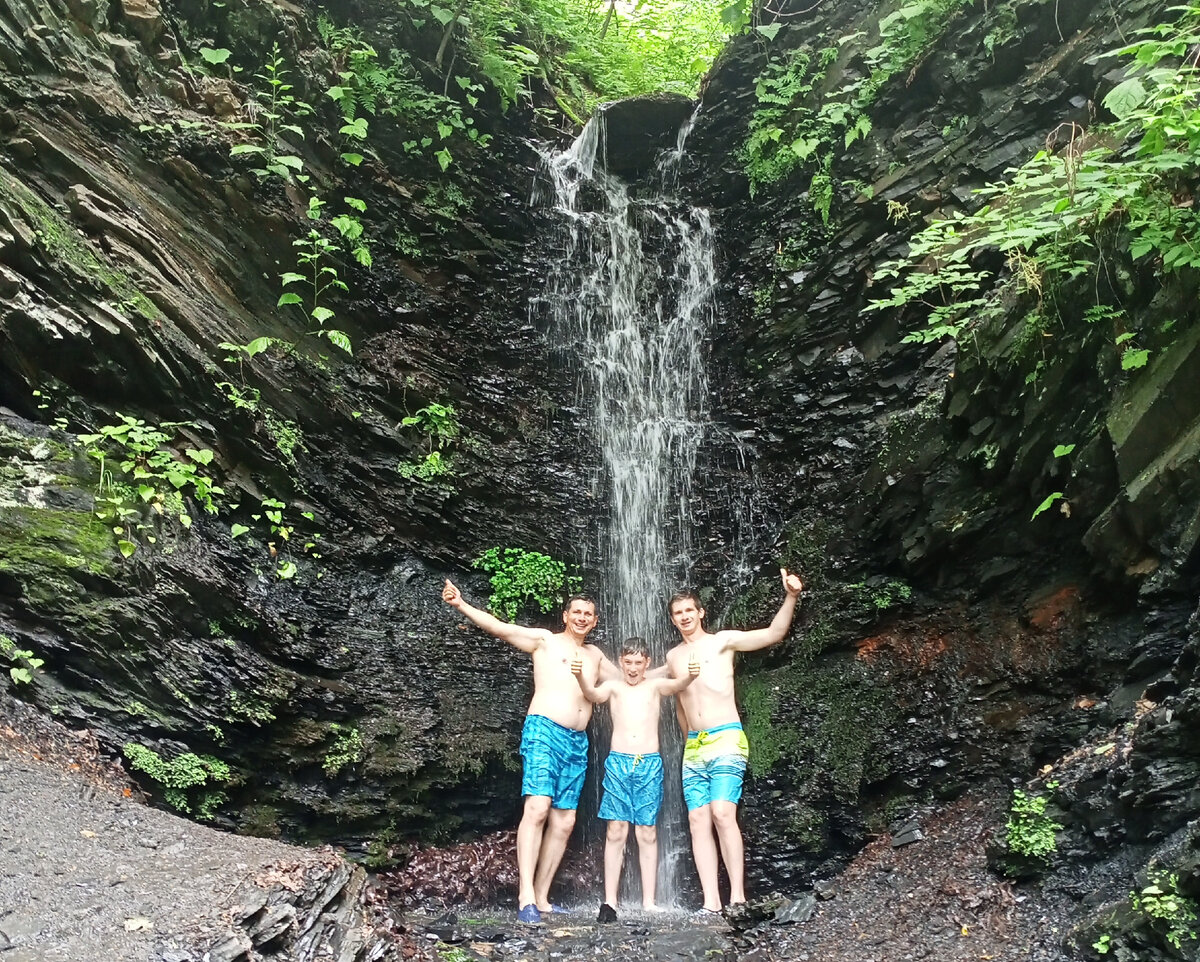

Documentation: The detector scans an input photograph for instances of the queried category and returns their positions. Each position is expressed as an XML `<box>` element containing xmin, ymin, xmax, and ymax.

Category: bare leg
<box><xmin>533</xmin><ymin>807</ymin><xmax>576</xmax><ymax>911</ymax></box>
<box><xmin>711</xmin><ymin>800</ymin><xmax>745</xmax><ymax>904</ymax></box>
<box><xmin>516</xmin><ymin>796</ymin><xmax>552</xmax><ymax>908</ymax></box>
<box><xmin>603</xmin><ymin>821</ymin><xmax>629</xmax><ymax>908</ymax></box>
<box><xmin>687</xmin><ymin>805</ymin><xmax>722</xmax><ymax>911</ymax></box>
<box><xmin>634</xmin><ymin>824</ymin><xmax>658</xmax><ymax>908</ymax></box>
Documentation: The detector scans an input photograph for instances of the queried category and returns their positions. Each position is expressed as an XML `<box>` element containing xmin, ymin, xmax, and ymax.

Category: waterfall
<box><xmin>534</xmin><ymin>105</ymin><xmax>716</xmax><ymax>906</ymax></box>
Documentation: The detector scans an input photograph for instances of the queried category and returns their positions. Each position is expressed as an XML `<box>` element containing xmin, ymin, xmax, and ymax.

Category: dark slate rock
<box><xmin>596</xmin><ymin>94</ymin><xmax>696</xmax><ymax>177</ymax></box>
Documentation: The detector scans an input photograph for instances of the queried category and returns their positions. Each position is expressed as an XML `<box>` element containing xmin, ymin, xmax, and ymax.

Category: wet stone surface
<box><xmin>402</xmin><ymin>908</ymin><xmax>738</xmax><ymax>962</ymax></box>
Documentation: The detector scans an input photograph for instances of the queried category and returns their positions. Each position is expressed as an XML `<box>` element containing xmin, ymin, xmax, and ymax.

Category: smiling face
<box><xmin>669</xmin><ymin>597</ymin><xmax>705</xmax><ymax>637</ymax></box>
<box><xmin>562</xmin><ymin>599</ymin><xmax>598</xmax><ymax>639</ymax></box>
<box><xmin>619</xmin><ymin>652</ymin><xmax>649</xmax><ymax>685</ymax></box>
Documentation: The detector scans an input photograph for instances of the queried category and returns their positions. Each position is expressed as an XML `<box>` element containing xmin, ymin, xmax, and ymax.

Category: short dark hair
<box><xmin>620</xmin><ymin>637</ymin><xmax>649</xmax><ymax>659</ymax></box>
<box><xmin>564</xmin><ymin>593</ymin><xmax>597</xmax><ymax>614</ymax></box>
<box><xmin>668</xmin><ymin>590</ymin><xmax>703</xmax><ymax>613</ymax></box>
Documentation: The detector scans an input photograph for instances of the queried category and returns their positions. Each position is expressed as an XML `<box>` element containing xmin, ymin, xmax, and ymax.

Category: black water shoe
<box><xmin>597</xmin><ymin>903</ymin><xmax>618</xmax><ymax>923</ymax></box>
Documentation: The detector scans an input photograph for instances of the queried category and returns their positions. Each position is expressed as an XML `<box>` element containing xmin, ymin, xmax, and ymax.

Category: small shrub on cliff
<box><xmin>1005</xmin><ymin>781</ymin><xmax>1062</xmax><ymax>862</ymax></box>
<box><xmin>123</xmin><ymin>744</ymin><xmax>231</xmax><ymax>820</ymax></box>
<box><xmin>1131</xmin><ymin>871</ymin><xmax>1199</xmax><ymax>953</ymax></box>
<box><xmin>472</xmin><ymin>547</ymin><xmax>581</xmax><ymax>621</ymax></box>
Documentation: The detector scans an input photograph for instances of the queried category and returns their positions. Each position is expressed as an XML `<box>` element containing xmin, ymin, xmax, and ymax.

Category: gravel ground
<box><xmin>0</xmin><ymin>694</ymin><xmax>353</xmax><ymax>962</ymax></box>
<box><xmin>2</xmin><ymin>689</ymin><xmax>1078</xmax><ymax>962</ymax></box>
<box><xmin>737</xmin><ymin>794</ymin><xmax>1078</xmax><ymax>962</ymax></box>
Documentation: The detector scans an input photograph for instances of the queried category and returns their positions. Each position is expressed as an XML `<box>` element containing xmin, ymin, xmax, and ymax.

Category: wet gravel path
<box><xmin>3</xmin><ymin>689</ymin><xmax>1078</xmax><ymax>962</ymax></box>
<box><xmin>0</xmin><ymin>695</ymin><xmax>369</xmax><ymax>962</ymax></box>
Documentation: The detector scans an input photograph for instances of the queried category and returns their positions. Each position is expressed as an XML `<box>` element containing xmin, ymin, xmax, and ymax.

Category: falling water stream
<box><xmin>534</xmin><ymin>108</ymin><xmax>717</xmax><ymax>905</ymax></box>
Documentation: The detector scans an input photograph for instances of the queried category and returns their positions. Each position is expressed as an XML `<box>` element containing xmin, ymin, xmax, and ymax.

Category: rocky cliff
<box><xmin>2</xmin><ymin>0</ymin><xmax>1199</xmax><ymax>957</ymax></box>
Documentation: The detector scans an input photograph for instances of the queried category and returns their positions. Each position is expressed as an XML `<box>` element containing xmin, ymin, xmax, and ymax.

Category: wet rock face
<box><xmin>0</xmin><ymin>0</ymin><xmax>598</xmax><ymax>844</ymax></box>
<box><xmin>594</xmin><ymin>94</ymin><xmax>696</xmax><ymax>176</ymax></box>
<box><xmin>673</xmin><ymin>0</ymin><xmax>1200</xmax><ymax>919</ymax></box>
<box><xmin>2</xmin><ymin>0</ymin><xmax>1200</xmax><ymax>949</ymax></box>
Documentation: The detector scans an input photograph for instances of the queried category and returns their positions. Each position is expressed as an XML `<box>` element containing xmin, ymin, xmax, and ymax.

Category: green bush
<box><xmin>472</xmin><ymin>546</ymin><xmax>580</xmax><ymax>621</ymax></box>
<box><xmin>1005</xmin><ymin>782</ymin><xmax>1062</xmax><ymax>860</ymax></box>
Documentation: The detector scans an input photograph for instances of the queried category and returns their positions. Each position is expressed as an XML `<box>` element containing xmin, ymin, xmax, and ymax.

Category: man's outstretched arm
<box><xmin>722</xmin><ymin>568</ymin><xmax>804</xmax><ymax>653</ymax></box>
<box><xmin>441</xmin><ymin>579</ymin><xmax>548</xmax><ymax>653</ymax></box>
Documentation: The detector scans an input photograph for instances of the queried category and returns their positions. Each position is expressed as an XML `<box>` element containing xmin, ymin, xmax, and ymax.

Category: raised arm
<box><xmin>571</xmin><ymin>652</ymin><xmax>614</xmax><ymax>704</ymax></box>
<box><xmin>721</xmin><ymin>568</ymin><xmax>804</xmax><ymax>654</ymax></box>
<box><xmin>656</xmin><ymin>652</ymin><xmax>701</xmax><ymax>696</ymax></box>
<box><xmin>597</xmin><ymin>649</ymin><xmax>621</xmax><ymax>682</ymax></box>
<box><xmin>441</xmin><ymin>579</ymin><xmax>549</xmax><ymax>654</ymax></box>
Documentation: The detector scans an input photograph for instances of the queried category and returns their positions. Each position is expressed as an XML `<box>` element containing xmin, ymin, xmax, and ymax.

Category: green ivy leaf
<box><xmin>1102</xmin><ymin>77</ymin><xmax>1147</xmax><ymax>120</ymax></box>
<box><xmin>117</xmin><ymin>540</ymin><xmax>138</xmax><ymax>558</ymax></box>
<box><xmin>326</xmin><ymin>329</ymin><xmax>353</xmax><ymax>354</ymax></box>
<box><xmin>199</xmin><ymin>47</ymin><xmax>232</xmax><ymax>65</ymax></box>
<box><xmin>230</xmin><ymin>523</ymin><xmax>250</xmax><ymax>539</ymax></box>
<box><xmin>1031</xmin><ymin>492</ymin><xmax>1064</xmax><ymax>520</ymax></box>
<box><xmin>1052</xmin><ymin>444</ymin><xmax>1075</xmax><ymax>457</ymax></box>
<box><xmin>1121</xmin><ymin>348</ymin><xmax>1150</xmax><ymax>370</ymax></box>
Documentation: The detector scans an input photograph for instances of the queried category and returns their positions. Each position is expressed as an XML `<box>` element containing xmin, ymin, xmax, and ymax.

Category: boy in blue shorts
<box><xmin>572</xmin><ymin>638</ymin><xmax>699</xmax><ymax>919</ymax></box>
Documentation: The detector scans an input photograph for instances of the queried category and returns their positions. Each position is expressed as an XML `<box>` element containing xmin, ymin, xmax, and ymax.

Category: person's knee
<box><xmin>634</xmin><ymin>824</ymin><xmax>657</xmax><ymax>845</ymax></box>
<box><xmin>711</xmin><ymin>803</ymin><xmax>739</xmax><ymax>830</ymax></box>
<box><xmin>522</xmin><ymin>796</ymin><xmax>552</xmax><ymax>825</ymax></box>
<box><xmin>606</xmin><ymin>820</ymin><xmax>629</xmax><ymax>843</ymax></box>
<box><xmin>549</xmin><ymin>808</ymin><xmax>577</xmax><ymax>836</ymax></box>
<box><xmin>688</xmin><ymin>807</ymin><xmax>712</xmax><ymax>832</ymax></box>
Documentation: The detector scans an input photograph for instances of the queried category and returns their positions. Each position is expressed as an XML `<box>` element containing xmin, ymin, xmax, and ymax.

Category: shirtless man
<box><xmin>664</xmin><ymin>568</ymin><xmax>804</xmax><ymax>912</ymax></box>
<box><xmin>572</xmin><ymin>638</ymin><xmax>700</xmax><ymax>920</ymax></box>
<box><xmin>441</xmin><ymin>579</ymin><xmax>613</xmax><ymax>924</ymax></box>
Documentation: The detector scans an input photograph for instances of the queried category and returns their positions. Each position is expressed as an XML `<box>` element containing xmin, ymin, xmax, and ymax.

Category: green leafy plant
<box><xmin>277</xmin><ymin>196</ymin><xmax>358</xmax><ymax>353</ymax></box>
<box><xmin>472</xmin><ymin>546</ymin><xmax>581</xmax><ymax>621</ymax></box>
<box><xmin>1005</xmin><ymin>781</ymin><xmax>1063</xmax><ymax>861</ymax></box>
<box><xmin>744</xmin><ymin>0</ymin><xmax>969</xmax><ymax>219</ymax></box>
<box><xmin>226</xmin><ymin>43</ymin><xmax>313</xmax><ymax>181</ymax></box>
<box><xmin>77</xmin><ymin>415</ymin><xmax>222</xmax><ymax>556</ymax></box>
<box><xmin>322</xmin><ymin>723</ymin><xmax>365</xmax><ymax>777</ymax></box>
<box><xmin>1131</xmin><ymin>871</ymin><xmax>1199</xmax><ymax>952</ymax></box>
<box><xmin>123</xmin><ymin>743</ymin><xmax>231</xmax><ymax>820</ymax></box>
<box><xmin>869</xmin><ymin>4</ymin><xmax>1200</xmax><ymax>358</ymax></box>
<box><xmin>2</xmin><ymin>635</ymin><xmax>44</xmax><ymax>685</ymax></box>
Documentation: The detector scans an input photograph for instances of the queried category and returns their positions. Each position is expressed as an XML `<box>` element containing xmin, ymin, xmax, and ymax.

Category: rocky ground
<box><xmin>393</xmin><ymin>794</ymin><xmax>1077</xmax><ymax>962</ymax></box>
<box><xmin>0</xmin><ymin>691</ymin><xmax>425</xmax><ymax>962</ymax></box>
<box><xmin>3</xmin><ymin>688</ymin><xmax>1086</xmax><ymax>962</ymax></box>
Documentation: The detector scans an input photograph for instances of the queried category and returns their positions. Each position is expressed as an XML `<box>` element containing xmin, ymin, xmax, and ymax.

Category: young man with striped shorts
<box><xmin>664</xmin><ymin>568</ymin><xmax>804</xmax><ymax>912</ymax></box>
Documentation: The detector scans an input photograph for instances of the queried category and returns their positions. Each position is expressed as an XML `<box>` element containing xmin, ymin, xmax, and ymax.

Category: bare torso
<box><xmin>529</xmin><ymin>634</ymin><xmax>604</xmax><ymax>730</ymax></box>
<box><xmin>667</xmin><ymin>633</ymin><xmax>739</xmax><ymax>731</ymax></box>
<box><xmin>608</xmin><ymin>679</ymin><xmax>673</xmax><ymax>754</ymax></box>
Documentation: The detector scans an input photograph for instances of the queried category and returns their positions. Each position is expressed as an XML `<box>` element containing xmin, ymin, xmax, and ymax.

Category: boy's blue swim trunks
<box><xmin>597</xmin><ymin>751</ymin><xmax>664</xmax><ymax>826</ymax></box>
<box><xmin>681</xmin><ymin>722</ymin><xmax>749</xmax><ymax>811</ymax></box>
<box><xmin>520</xmin><ymin>714</ymin><xmax>588</xmax><ymax>810</ymax></box>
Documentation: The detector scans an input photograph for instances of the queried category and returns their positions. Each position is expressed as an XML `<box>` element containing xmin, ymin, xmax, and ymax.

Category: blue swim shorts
<box><xmin>681</xmin><ymin>722</ymin><xmax>749</xmax><ymax>811</ymax></box>
<box><xmin>520</xmin><ymin>714</ymin><xmax>588</xmax><ymax>810</ymax></box>
<box><xmin>597</xmin><ymin>751</ymin><xmax>664</xmax><ymax>827</ymax></box>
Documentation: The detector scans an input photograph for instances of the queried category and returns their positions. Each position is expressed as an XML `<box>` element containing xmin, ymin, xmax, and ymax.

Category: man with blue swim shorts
<box><xmin>665</xmin><ymin>568</ymin><xmax>804</xmax><ymax>912</ymax></box>
<box><xmin>572</xmin><ymin>637</ymin><xmax>699</xmax><ymax>919</ymax></box>
<box><xmin>442</xmin><ymin>579</ymin><xmax>616</xmax><ymax>924</ymax></box>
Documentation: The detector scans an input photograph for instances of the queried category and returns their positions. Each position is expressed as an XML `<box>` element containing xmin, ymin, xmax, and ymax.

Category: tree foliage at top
<box><xmin>413</xmin><ymin>0</ymin><xmax>733</xmax><ymax>119</ymax></box>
